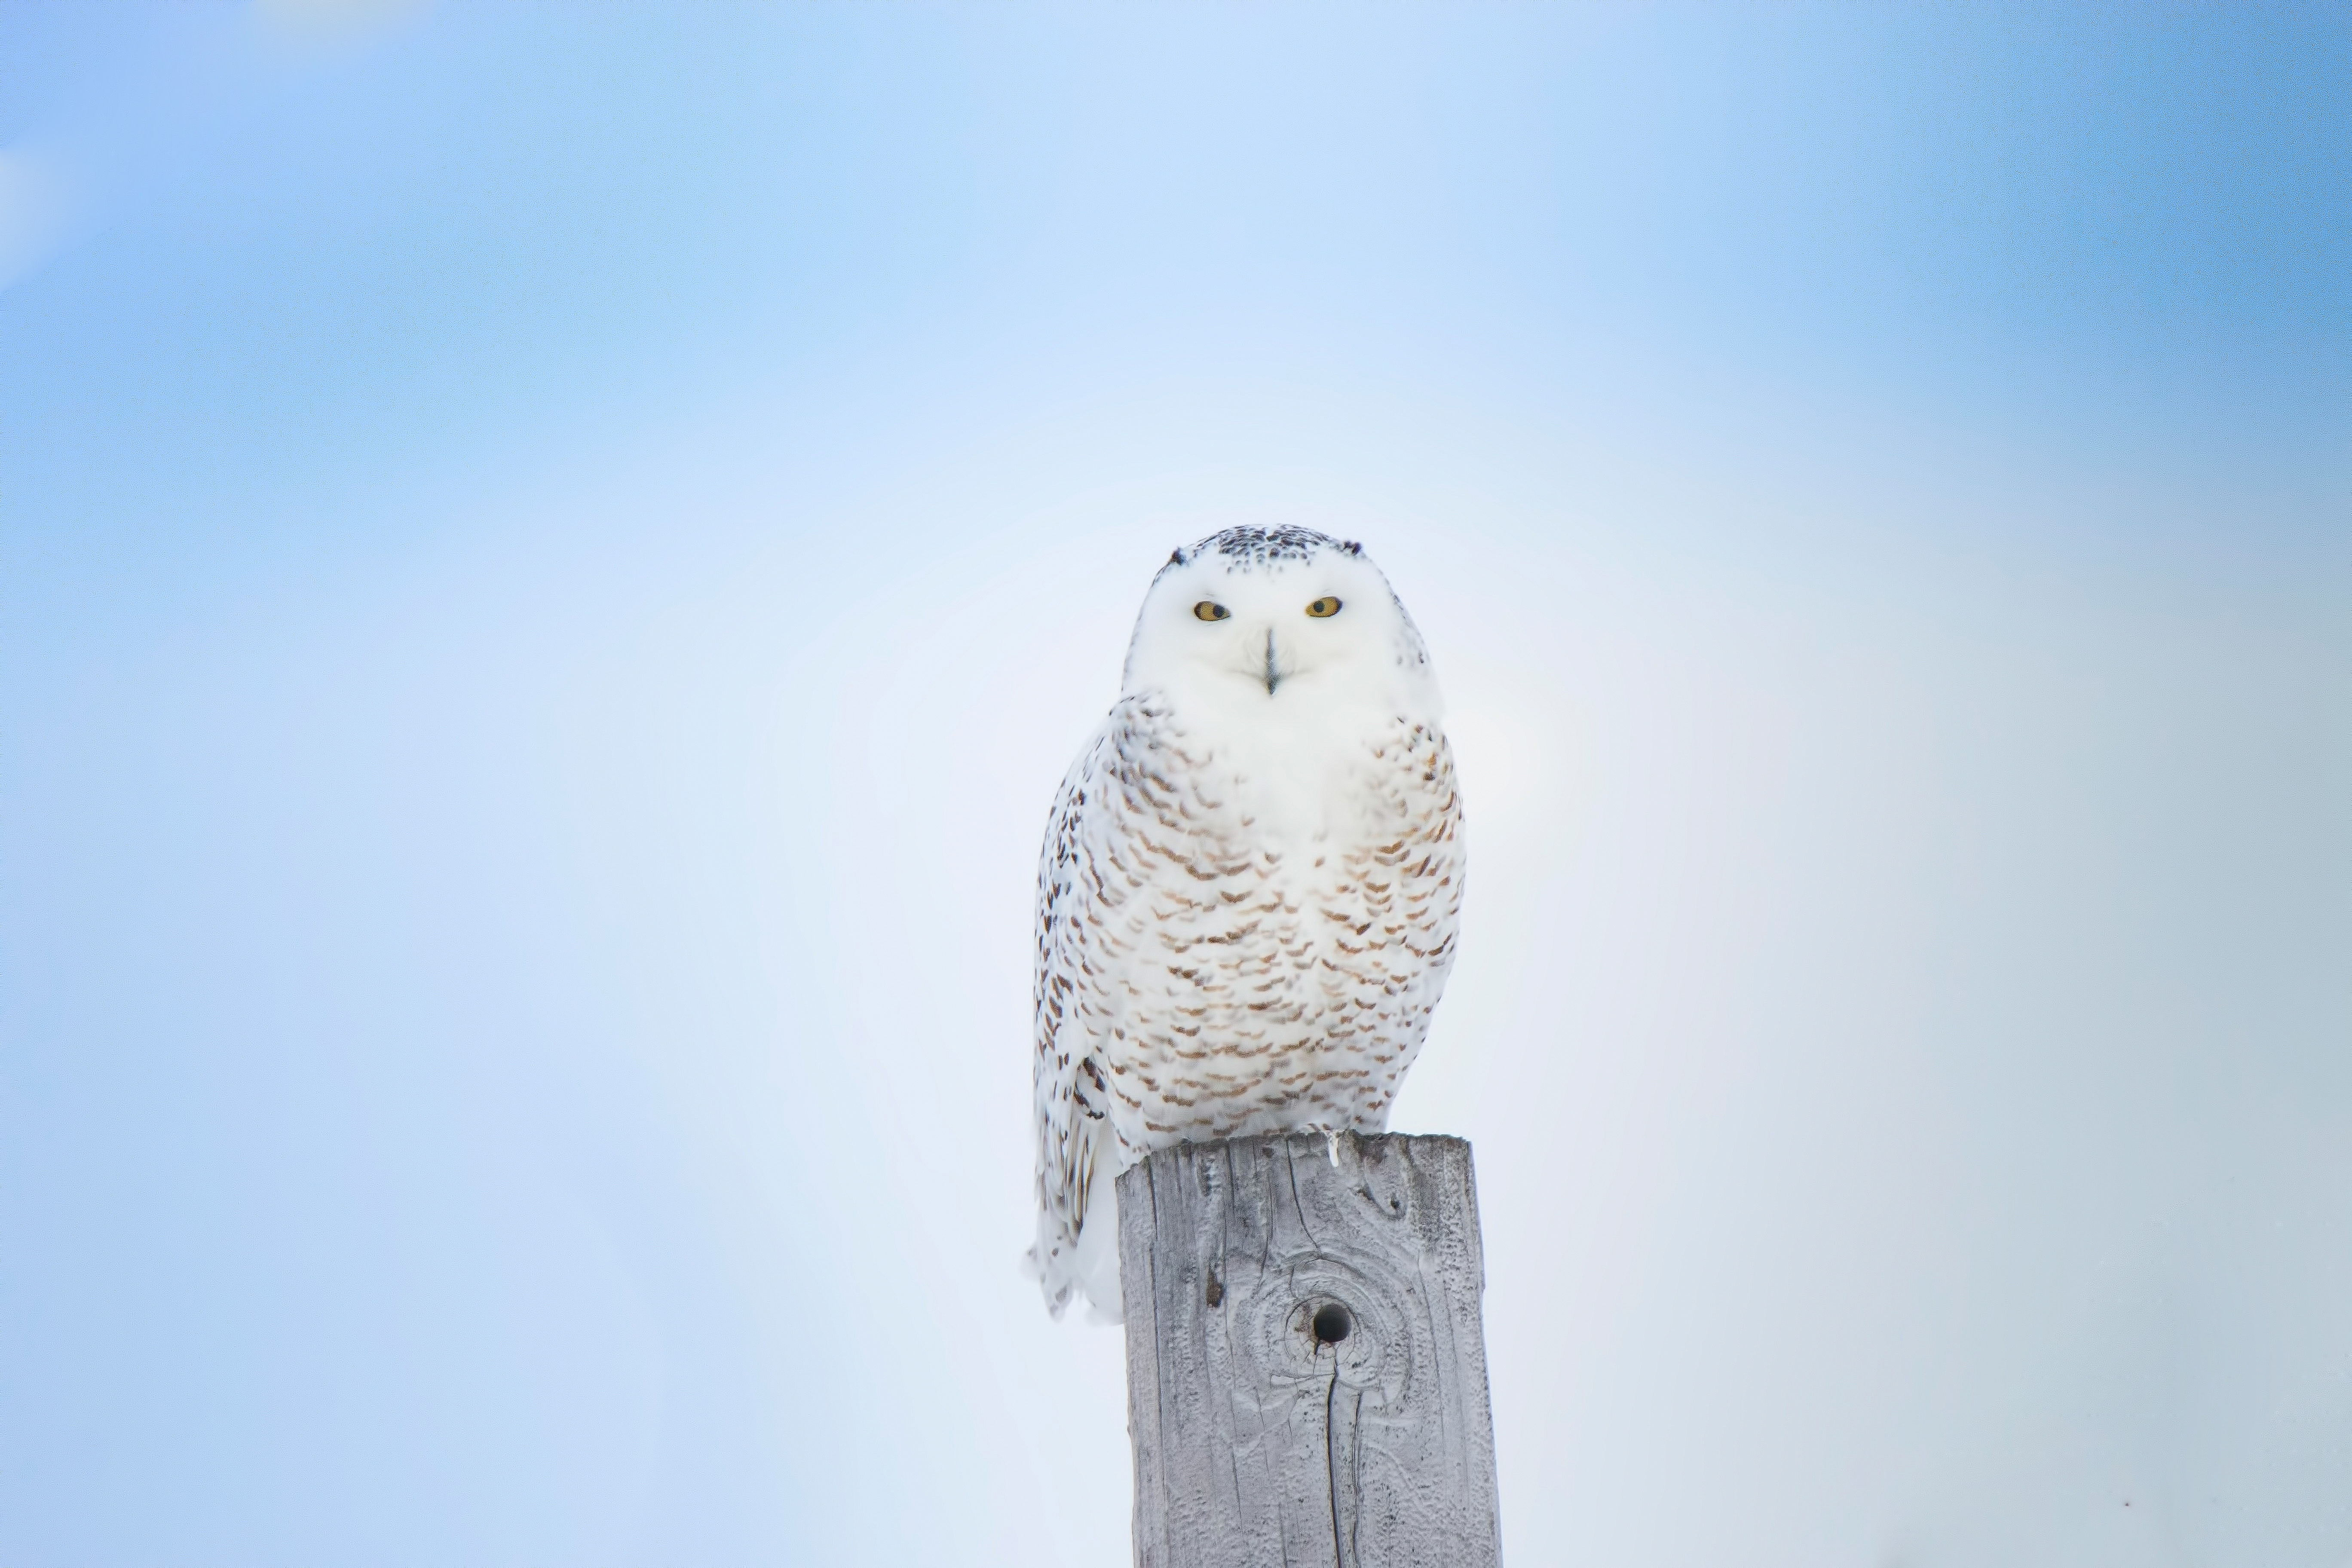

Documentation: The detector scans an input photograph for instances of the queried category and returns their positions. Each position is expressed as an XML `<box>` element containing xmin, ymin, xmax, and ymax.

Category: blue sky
<box><xmin>3</xmin><ymin>5</ymin><xmax>2348</xmax><ymax>1566</ymax></box>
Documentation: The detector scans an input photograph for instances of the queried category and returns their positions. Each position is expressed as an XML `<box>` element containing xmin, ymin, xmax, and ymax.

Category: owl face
<box><xmin>1121</xmin><ymin>527</ymin><xmax>1439</xmax><ymax>722</ymax></box>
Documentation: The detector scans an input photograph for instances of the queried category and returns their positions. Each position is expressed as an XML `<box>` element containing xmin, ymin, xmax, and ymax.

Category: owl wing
<box><xmin>1028</xmin><ymin>716</ymin><xmax>1123</xmax><ymax>1317</ymax></box>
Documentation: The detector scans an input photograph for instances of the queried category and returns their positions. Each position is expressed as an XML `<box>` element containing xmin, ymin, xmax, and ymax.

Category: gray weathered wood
<box><xmin>1118</xmin><ymin>1133</ymin><xmax>1502</xmax><ymax>1568</ymax></box>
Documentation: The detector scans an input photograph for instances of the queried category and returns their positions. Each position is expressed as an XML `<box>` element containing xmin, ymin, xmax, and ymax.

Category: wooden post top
<box><xmin>1118</xmin><ymin>1133</ymin><xmax>1502</xmax><ymax>1568</ymax></box>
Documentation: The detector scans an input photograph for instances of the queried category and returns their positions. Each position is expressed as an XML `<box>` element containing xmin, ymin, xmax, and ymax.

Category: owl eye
<box><xmin>1305</xmin><ymin>597</ymin><xmax>1343</xmax><ymax>618</ymax></box>
<box><xmin>1193</xmin><ymin>601</ymin><xmax>1231</xmax><ymax>621</ymax></box>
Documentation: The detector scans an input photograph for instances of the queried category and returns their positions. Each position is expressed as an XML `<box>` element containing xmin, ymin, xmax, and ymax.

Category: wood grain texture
<box><xmin>1119</xmin><ymin>1133</ymin><xmax>1502</xmax><ymax>1568</ymax></box>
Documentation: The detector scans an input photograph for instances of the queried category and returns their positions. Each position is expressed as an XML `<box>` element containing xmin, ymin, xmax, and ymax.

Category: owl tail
<box><xmin>1069</xmin><ymin>1166</ymin><xmax>1124</xmax><ymax>1325</ymax></box>
<box><xmin>1026</xmin><ymin>1122</ymin><xmax>1125</xmax><ymax>1325</ymax></box>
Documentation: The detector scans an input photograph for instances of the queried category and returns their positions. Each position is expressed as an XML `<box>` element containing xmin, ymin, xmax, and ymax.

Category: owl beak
<box><xmin>1263</xmin><ymin>628</ymin><xmax>1280</xmax><ymax>695</ymax></box>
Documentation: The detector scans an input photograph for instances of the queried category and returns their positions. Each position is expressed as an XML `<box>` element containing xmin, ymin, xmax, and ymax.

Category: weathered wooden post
<box><xmin>1118</xmin><ymin>1132</ymin><xmax>1503</xmax><ymax>1568</ymax></box>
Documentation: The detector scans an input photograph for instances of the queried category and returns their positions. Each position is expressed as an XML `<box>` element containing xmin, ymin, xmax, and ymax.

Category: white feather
<box><xmin>1029</xmin><ymin>527</ymin><xmax>1466</xmax><ymax>1321</ymax></box>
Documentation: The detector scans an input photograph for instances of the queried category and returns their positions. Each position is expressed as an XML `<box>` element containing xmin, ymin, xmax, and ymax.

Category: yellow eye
<box><xmin>1305</xmin><ymin>596</ymin><xmax>1342</xmax><ymax>618</ymax></box>
<box><xmin>1193</xmin><ymin>601</ymin><xmax>1230</xmax><ymax>621</ymax></box>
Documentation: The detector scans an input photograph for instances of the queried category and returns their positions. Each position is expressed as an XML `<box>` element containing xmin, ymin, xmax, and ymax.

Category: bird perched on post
<box><xmin>1029</xmin><ymin>526</ymin><xmax>1465</xmax><ymax>1320</ymax></box>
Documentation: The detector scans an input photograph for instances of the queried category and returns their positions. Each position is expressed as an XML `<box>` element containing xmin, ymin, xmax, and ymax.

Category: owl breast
<box><xmin>1069</xmin><ymin>695</ymin><xmax>1466</xmax><ymax>1162</ymax></box>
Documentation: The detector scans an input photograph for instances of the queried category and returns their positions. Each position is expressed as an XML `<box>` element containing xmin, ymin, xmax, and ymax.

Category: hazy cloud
<box><xmin>0</xmin><ymin>148</ymin><xmax>78</xmax><ymax>292</ymax></box>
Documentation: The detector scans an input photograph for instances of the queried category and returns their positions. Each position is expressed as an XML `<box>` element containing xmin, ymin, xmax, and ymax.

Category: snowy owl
<box><xmin>1029</xmin><ymin>525</ymin><xmax>1465</xmax><ymax>1320</ymax></box>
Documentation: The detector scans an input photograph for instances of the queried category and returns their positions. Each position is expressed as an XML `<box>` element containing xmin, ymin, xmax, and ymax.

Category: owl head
<box><xmin>1121</xmin><ymin>527</ymin><xmax>1441</xmax><ymax>722</ymax></box>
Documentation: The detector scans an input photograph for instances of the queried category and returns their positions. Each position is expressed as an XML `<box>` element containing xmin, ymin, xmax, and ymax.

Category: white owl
<box><xmin>1029</xmin><ymin>526</ymin><xmax>1466</xmax><ymax>1320</ymax></box>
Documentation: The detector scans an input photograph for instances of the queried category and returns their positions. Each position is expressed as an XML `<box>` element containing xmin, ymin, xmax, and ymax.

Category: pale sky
<box><xmin>3</xmin><ymin>6</ymin><xmax>2348</xmax><ymax>1565</ymax></box>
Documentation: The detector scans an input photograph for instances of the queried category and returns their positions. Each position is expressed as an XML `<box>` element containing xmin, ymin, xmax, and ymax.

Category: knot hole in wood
<box><xmin>1311</xmin><ymin>1301</ymin><xmax>1353</xmax><ymax>1346</ymax></box>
